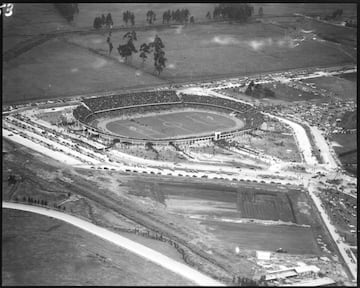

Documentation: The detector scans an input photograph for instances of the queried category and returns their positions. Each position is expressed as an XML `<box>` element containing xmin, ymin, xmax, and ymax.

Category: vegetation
<box><xmin>93</xmin><ymin>13</ymin><xmax>113</xmax><ymax>30</ymax></box>
<box><xmin>150</xmin><ymin>35</ymin><xmax>167</xmax><ymax>75</ymax></box>
<box><xmin>117</xmin><ymin>31</ymin><xmax>138</xmax><ymax>63</ymax></box>
<box><xmin>146</xmin><ymin>10</ymin><xmax>156</xmax><ymax>24</ymax></box>
<box><xmin>162</xmin><ymin>8</ymin><xmax>190</xmax><ymax>24</ymax></box>
<box><xmin>54</xmin><ymin>4</ymin><xmax>79</xmax><ymax>22</ymax></box>
<box><xmin>123</xmin><ymin>10</ymin><xmax>135</xmax><ymax>26</ymax></box>
<box><xmin>245</xmin><ymin>81</ymin><xmax>275</xmax><ymax>98</ymax></box>
<box><xmin>213</xmin><ymin>3</ymin><xmax>253</xmax><ymax>23</ymax></box>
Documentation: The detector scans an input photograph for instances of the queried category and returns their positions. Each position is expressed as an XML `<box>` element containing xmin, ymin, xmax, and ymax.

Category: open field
<box><xmin>66</xmin><ymin>21</ymin><xmax>355</xmax><ymax>82</ymax></box>
<box><xmin>338</xmin><ymin>110</ymin><xmax>356</xmax><ymax>130</ymax></box>
<box><xmin>127</xmin><ymin>179</ymin><xmax>328</xmax><ymax>255</ymax></box>
<box><xmin>98</xmin><ymin>110</ymin><xmax>242</xmax><ymax>139</ymax></box>
<box><xmin>2</xmin><ymin>209</ymin><xmax>192</xmax><ymax>286</ymax></box>
<box><xmin>330</xmin><ymin>133</ymin><xmax>357</xmax><ymax>176</ymax></box>
<box><xmin>262</xmin><ymin>82</ymin><xmax>321</xmax><ymax>102</ymax></box>
<box><xmin>3</xmin><ymin>38</ymin><xmax>166</xmax><ymax>104</ymax></box>
<box><xmin>4</xmin><ymin>3</ymin><xmax>356</xmax><ymax>103</ymax></box>
<box><xmin>301</xmin><ymin>76</ymin><xmax>357</xmax><ymax>100</ymax></box>
<box><xmin>203</xmin><ymin>221</ymin><xmax>320</xmax><ymax>255</ymax></box>
<box><xmin>339</xmin><ymin>72</ymin><xmax>357</xmax><ymax>82</ymax></box>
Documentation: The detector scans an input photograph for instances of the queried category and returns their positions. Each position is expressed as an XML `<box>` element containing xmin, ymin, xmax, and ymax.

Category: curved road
<box><xmin>2</xmin><ymin>202</ymin><xmax>224</xmax><ymax>287</ymax></box>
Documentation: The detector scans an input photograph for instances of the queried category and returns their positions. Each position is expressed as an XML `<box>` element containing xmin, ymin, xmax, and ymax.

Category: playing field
<box><xmin>98</xmin><ymin>110</ymin><xmax>244</xmax><ymax>139</ymax></box>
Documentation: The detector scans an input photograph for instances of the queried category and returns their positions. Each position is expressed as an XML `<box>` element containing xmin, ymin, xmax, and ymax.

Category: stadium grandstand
<box><xmin>72</xmin><ymin>90</ymin><xmax>264</xmax><ymax>145</ymax></box>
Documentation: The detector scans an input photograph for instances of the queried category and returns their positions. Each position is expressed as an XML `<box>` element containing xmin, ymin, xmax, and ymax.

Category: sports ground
<box><xmin>97</xmin><ymin>110</ymin><xmax>244</xmax><ymax>139</ymax></box>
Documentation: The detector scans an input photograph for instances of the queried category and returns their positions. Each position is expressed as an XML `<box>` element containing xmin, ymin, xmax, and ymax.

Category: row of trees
<box><xmin>146</xmin><ymin>10</ymin><xmax>156</xmax><ymax>24</ymax></box>
<box><xmin>21</xmin><ymin>196</ymin><xmax>48</xmax><ymax>206</ymax></box>
<box><xmin>324</xmin><ymin>8</ymin><xmax>343</xmax><ymax>20</ymax></box>
<box><xmin>123</xmin><ymin>10</ymin><xmax>135</xmax><ymax>26</ymax></box>
<box><xmin>117</xmin><ymin>31</ymin><xmax>167</xmax><ymax>75</ymax></box>
<box><xmin>212</xmin><ymin>3</ymin><xmax>253</xmax><ymax>22</ymax></box>
<box><xmin>54</xmin><ymin>3</ymin><xmax>79</xmax><ymax>22</ymax></box>
<box><xmin>93</xmin><ymin>13</ymin><xmax>113</xmax><ymax>29</ymax></box>
<box><xmin>162</xmin><ymin>8</ymin><xmax>191</xmax><ymax>24</ymax></box>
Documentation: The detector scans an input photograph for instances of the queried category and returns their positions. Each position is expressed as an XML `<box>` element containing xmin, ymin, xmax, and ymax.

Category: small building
<box><xmin>256</xmin><ymin>250</ymin><xmax>271</xmax><ymax>261</ymax></box>
<box><xmin>284</xmin><ymin>277</ymin><xmax>336</xmax><ymax>286</ymax></box>
<box><xmin>264</xmin><ymin>268</ymin><xmax>298</xmax><ymax>281</ymax></box>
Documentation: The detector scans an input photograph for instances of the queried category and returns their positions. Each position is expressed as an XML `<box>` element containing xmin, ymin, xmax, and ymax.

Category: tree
<box><xmin>106</xmin><ymin>12</ymin><xmax>113</xmax><ymax>28</ymax></box>
<box><xmin>146</xmin><ymin>10</ymin><xmax>156</xmax><ymax>24</ymax></box>
<box><xmin>139</xmin><ymin>43</ymin><xmax>152</xmax><ymax>66</ymax></box>
<box><xmin>130</xmin><ymin>12</ymin><xmax>135</xmax><ymax>26</ymax></box>
<box><xmin>93</xmin><ymin>16</ymin><xmax>102</xmax><ymax>29</ymax></box>
<box><xmin>258</xmin><ymin>7</ymin><xmax>263</xmax><ymax>17</ymax></box>
<box><xmin>214</xmin><ymin>4</ymin><xmax>253</xmax><ymax>23</ymax></box>
<box><xmin>118</xmin><ymin>31</ymin><xmax>138</xmax><ymax>63</ymax></box>
<box><xmin>149</xmin><ymin>35</ymin><xmax>167</xmax><ymax>75</ymax></box>
<box><xmin>123</xmin><ymin>11</ymin><xmax>130</xmax><ymax>25</ymax></box>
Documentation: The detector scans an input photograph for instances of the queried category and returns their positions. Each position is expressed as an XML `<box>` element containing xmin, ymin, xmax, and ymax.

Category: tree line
<box><xmin>162</xmin><ymin>8</ymin><xmax>194</xmax><ymax>24</ymax></box>
<box><xmin>212</xmin><ymin>3</ymin><xmax>253</xmax><ymax>23</ymax></box>
<box><xmin>54</xmin><ymin>3</ymin><xmax>79</xmax><ymax>22</ymax></box>
<box><xmin>93</xmin><ymin>13</ymin><xmax>114</xmax><ymax>29</ymax></box>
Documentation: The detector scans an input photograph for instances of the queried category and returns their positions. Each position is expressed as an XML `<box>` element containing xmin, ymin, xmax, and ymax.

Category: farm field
<box><xmin>99</xmin><ymin>110</ymin><xmax>242</xmax><ymax>139</ymax></box>
<box><xmin>2</xmin><ymin>209</ymin><xmax>193</xmax><ymax>286</ymax></box>
<box><xmin>301</xmin><ymin>76</ymin><xmax>357</xmax><ymax>100</ymax></box>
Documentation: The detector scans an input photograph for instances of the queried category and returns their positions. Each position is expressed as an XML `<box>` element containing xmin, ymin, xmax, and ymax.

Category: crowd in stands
<box><xmin>179</xmin><ymin>93</ymin><xmax>251</xmax><ymax>113</ymax></box>
<box><xmin>73</xmin><ymin>90</ymin><xmax>264</xmax><ymax>132</ymax></box>
<box><xmin>83</xmin><ymin>90</ymin><xmax>180</xmax><ymax>113</ymax></box>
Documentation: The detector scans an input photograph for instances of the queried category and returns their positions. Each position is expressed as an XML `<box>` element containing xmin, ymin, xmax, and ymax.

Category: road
<box><xmin>306</xmin><ymin>183</ymin><xmax>357</xmax><ymax>280</ymax></box>
<box><xmin>2</xmin><ymin>202</ymin><xmax>223</xmax><ymax>286</ymax></box>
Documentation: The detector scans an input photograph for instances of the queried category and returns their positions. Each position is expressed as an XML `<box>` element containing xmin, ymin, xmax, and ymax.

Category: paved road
<box><xmin>2</xmin><ymin>202</ymin><xmax>224</xmax><ymax>286</ymax></box>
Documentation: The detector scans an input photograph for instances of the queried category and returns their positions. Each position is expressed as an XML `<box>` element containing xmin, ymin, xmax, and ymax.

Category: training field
<box><xmin>97</xmin><ymin>110</ymin><xmax>244</xmax><ymax>139</ymax></box>
<box><xmin>128</xmin><ymin>178</ymin><xmax>324</xmax><ymax>255</ymax></box>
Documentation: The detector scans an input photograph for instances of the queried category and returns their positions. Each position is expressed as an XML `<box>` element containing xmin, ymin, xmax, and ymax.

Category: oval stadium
<box><xmin>73</xmin><ymin>90</ymin><xmax>264</xmax><ymax>145</ymax></box>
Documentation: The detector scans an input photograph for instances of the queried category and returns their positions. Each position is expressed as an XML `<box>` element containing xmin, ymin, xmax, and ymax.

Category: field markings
<box><xmin>3</xmin><ymin>202</ymin><xmax>224</xmax><ymax>286</ymax></box>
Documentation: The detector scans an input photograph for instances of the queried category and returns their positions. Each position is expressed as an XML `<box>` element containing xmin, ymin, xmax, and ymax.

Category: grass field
<box><xmin>203</xmin><ymin>220</ymin><xmax>320</xmax><ymax>255</ymax></box>
<box><xmin>339</xmin><ymin>72</ymin><xmax>357</xmax><ymax>82</ymax></box>
<box><xmin>2</xmin><ymin>209</ymin><xmax>193</xmax><ymax>286</ymax></box>
<box><xmin>339</xmin><ymin>110</ymin><xmax>357</xmax><ymax>130</ymax></box>
<box><xmin>3</xmin><ymin>38</ymin><xmax>166</xmax><ymax>103</ymax></box>
<box><xmin>66</xmin><ymin>21</ymin><xmax>355</xmax><ymax>82</ymax></box>
<box><xmin>330</xmin><ymin>133</ymin><xmax>357</xmax><ymax>176</ymax></box>
<box><xmin>99</xmin><ymin>110</ymin><xmax>242</xmax><ymax>139</ymax></box>
<box><xmin>301</xmin><ymin>76</ymin><xmax>357</xmax><ymax>100</ymax></box>
<box><xmin>3</xmin><ymin>4</ymin><xmax>356</xmax><ymax>103</ymax></box>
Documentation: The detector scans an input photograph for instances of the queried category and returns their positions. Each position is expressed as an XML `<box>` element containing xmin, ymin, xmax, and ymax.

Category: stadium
<box><xmin>72</xmin><ymin>90</ymin><xmax>265</xmax><ymax>146</ymax></box>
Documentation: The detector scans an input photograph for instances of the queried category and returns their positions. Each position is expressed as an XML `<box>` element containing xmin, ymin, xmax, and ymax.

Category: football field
<box><xmin>98</xmin><ymin>110</ymin><xmax>244</xmax><ymax>139</ymax></box>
